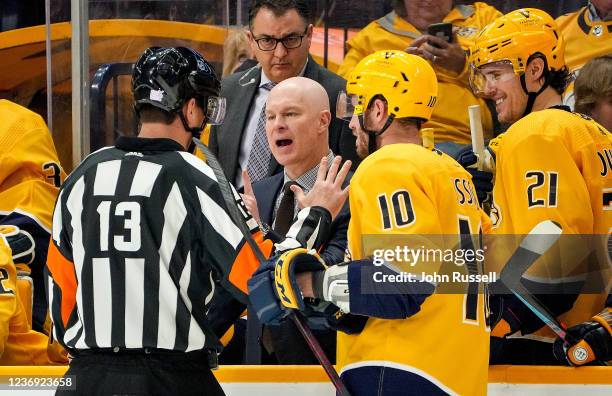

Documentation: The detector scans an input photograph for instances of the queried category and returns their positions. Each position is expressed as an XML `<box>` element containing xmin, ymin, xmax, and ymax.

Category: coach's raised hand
<box><xmin>293</xmin><ymin>156</ymin><xmax>351</xmax><ymax>220</ymax></box>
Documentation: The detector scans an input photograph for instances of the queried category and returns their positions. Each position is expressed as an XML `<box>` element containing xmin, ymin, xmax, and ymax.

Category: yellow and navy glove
<box><xmin>273</xmin><ymin>248</ymin><xmax>326</xmax><ymax>311</ymax></box>
<box><xmin>247</xmin><ymin>248</ymin><xmax>326</xmax><ymax>325</ymax></box>
<box><xmin>553</xmin><ymin>308</ymin><xmax>612</xmax><ymax>366</ymax></box>
<box><xmin>248</xmin><ymin>258</ymin><xmax>285</xmax><ymax>325</ymax></box>
<box><xmin>454</xmin><ymin>146</ymin><xmax>494</xmax><ymax>206</ymax></box>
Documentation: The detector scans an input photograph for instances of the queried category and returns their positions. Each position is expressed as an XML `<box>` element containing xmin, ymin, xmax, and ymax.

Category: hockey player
<box><xmin>467</xmin><ymin>8</ymin><xmax>612</xmax><ymax>364</ymax></box>
<box><xmin>0</xmin><ymin>225</ymin><xmax>66</xmax><ymax>364</ymax></box>
<box><xmin>47</xmin><ymin>46</ymin><xmax>349</xmax><ymax>395</ymax></box>
<box><xmin>0</xmin><ymin>99</ymin><xmax>66</xmax><ymax>332</ymax></box>
<box><xmin>249</xmin><ymin>50</ymin><xmax>490</xmax><ymax>395</ymax></box>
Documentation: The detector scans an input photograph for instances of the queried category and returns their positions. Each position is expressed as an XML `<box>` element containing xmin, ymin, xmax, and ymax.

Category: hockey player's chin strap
<box><xmin>178</xmin><ymin>110</ymin><xmax>207</xmax><ymax>140</ymax></box>
<box><xmin>359</xmin><ymin>113</ymin><xmax>395</xmax><ymax>155</ymax></box>
<box><xmin>519</xmin><ymin>58</ymin><xmax>550</xmax><ymax>118</ymax></box>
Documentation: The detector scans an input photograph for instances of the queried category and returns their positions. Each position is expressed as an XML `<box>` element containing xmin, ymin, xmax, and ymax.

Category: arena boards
<box><xmin>0</xmin><ymin>365</ymin><xmax>610</xmax><ymax>395</ymax></box>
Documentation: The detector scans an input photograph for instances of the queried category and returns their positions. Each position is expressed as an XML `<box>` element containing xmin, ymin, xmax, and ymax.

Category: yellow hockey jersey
<box><xmin>490</xmin><ymin>109</ymin><xmax>612</xmax><ymax>339</ymax></box>
<box><xmin>556</xmin><ymin>6</ymin><xmax>612</xmax><ymax>107</ymax></box>
<box><xmin>337</xmin><ymin>3</ymin><xmax>500</xmax><ymax>144</ymax></box>
<box><xmin>556</xmin><ymin>6</ymin><xmax>612</xmax><ymax>74</ymax></box>
<box><xmin>0</xmin><ymin>99</ymin><xmax>65</xmax><ymax>331</ymax></box>
<box><xmin>340</xmin><ymin>144</ymin><xmax>489</xmax><ymax>396</ymax></box>
<box><xmin>0</xmin><ymin>234</ymin><xmax>67</xmax><ymax>365</ymax></box>
<box><xmin>0</xmin><ymin>100</ymin><xmax>65</xmax><ymax>229</ymax></box>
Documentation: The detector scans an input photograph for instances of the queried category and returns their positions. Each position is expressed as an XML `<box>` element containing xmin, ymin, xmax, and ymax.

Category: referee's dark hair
<box><xmin>248</xmin><ymin>0</ymin><xmax>312</xmax><ymax>30</ymax></box>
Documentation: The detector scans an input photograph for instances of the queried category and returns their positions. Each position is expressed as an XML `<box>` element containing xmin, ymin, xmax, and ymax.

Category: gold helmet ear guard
<box><xmin>337</xmin><ymin>50</ymin><xmax>438</xmax><ymax>155</ymax></box>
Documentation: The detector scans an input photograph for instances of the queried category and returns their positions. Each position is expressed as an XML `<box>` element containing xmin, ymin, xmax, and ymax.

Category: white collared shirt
<box><xmin>271</xmin><ymin>150</ymin><xmax>335</xmax><ymax>229</ymax></box>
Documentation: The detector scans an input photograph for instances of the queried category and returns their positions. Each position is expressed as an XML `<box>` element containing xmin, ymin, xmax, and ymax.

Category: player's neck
<box><xmin>379</xmin><ymin>124</ymin><xmax>421</xmax><ymax>147</ymax></box>
<box><xmin>531</xmin><ymin>87</ymin><xmax>563</xmax><ymax>113</ymax></box>
<box><xmin>138</xmin><ymin>122</ymin><xmax>192</xmax><ymax>150</ymax></box>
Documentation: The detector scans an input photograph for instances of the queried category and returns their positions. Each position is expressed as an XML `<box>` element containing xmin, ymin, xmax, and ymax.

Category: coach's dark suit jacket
<box><xmin>209</xmin><ymin>169</ymin><xmax>351</xmax><ymax>364</ymax></box>
<box><xmin>249</xmin><ymin>170</ymin><xmax>351</xmax><ymax>364</ymax></box>
<box><xmin>252</xmin><ymin>170</ymin><xmax>351</xmax><ymax>266</ymax></box>
<box><xmin>209</xmin><ymin>55</ymin><xmax>359</xmax><ymax>182</ymax></box>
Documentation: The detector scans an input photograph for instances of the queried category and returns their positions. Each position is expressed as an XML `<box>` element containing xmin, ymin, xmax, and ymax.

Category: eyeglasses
<box><xmin>251</xmin><ymin>27</ymin><xmax>308</xmax><ymax>51</ymax></box>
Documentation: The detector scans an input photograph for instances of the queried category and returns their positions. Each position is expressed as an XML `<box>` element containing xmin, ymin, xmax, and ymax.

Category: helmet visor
<box><xmin>336</xmin><ymin>91</ymin><xmax>361</xmax><ymax>121</ymax></box>
<box><xmin>469</xmin><ymin>60</ymin><xmax>516</xmax><ymax>97</ymax></box>
<box><xmin>206</xmin><ymin>96</ymin><xmax>226</xmax><ymax>125</ymax></box>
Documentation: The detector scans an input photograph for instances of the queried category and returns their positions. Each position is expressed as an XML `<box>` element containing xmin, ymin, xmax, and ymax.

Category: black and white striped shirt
<box><xmin>47</xmin><ymin>137</ymin><xmax>330</xmax><ymax>352</ymax></box>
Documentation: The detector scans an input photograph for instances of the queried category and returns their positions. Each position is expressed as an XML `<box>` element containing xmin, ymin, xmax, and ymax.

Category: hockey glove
<box><xmin>274</xmin><ymin>248</ymin><xmax>327</xmax><ymax>310</ymax></box>
<box><xmin>454</xmin><ymin>146</ymin><xmax>494</xmax><ymax>205</ymax></box>
<box><xmin>248</xmin><ymin>259</ymin><xmax>288</xmax><ymax>325</ymax></box>
<box><xmin>553</xmin><ymin>308</ymin><xmax>612</xmax><ymax>366</ymax></box>
<box><xmin>322</xmin><ymin>303</ymin><xmax>368</xmax><ymax>335</ymax></box>
<box><xmin>247</xmin><ymin>248</ymin><xmax>327</xmax><ymax>324</ymax></box>
<box><xmin>0</xmin><ymin>225</ymin><xmax>35</xmax><ymax>265</ymax></box>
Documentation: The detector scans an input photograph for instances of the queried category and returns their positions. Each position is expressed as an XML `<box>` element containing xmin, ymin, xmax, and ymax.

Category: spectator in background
<box><xmin>209</xmin><ymin>0</ymin><xmax>358</xmax><ymax>189</ymax></box>
<box><xmin>557</xmin><ymin>0</ymin><xmax>611</xmax><ymax>74</ymax></box>
<box><xmin>574</xmin><ymin>54</ymin><xmax>612</xmax><ymax>132</ymax></box>
<box><xmin>556</xmin><ymin>0</ymin><xmax>612</xmax><ymax>108</ymax></box>
<box><xmin>222</xmin><ymin>28</ymin><xmax>256</xmax><ymax>77</ymax></box>
<box><xmin>336</xmin><ymin>0</ymin><xmax>501</xmax><ymax>156</ymax></box>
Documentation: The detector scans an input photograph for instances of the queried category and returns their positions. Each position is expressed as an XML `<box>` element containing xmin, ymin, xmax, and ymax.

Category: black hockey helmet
<box><xmin>132</xmin><ymin>47</ymin><xmax>225</xmax><ymax>133</ymax></box>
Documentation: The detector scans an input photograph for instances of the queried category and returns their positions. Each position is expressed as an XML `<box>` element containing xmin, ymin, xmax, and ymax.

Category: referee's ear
<box><xmin>185</xmin><ymin>98</ymin><xmax>203</xmax><ymax>125</ymax></box>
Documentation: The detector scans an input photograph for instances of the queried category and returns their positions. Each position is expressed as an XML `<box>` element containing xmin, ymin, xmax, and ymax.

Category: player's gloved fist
<box><xmin>273</xmin><ymin>248</ymin><xmax>327</xmax><ymax>310</ymax></box>
<box><xmin>247</xmin><ymin>248</ymin><xmax>327</xmax><ymax>325</ymax></box>
<box><xmin>0</xmin><ymin>225</ymin><xmax>35</xmax><ymax>265</ymax></box>
<box><xmin>248</xmin><ymin>259</ymin><xmax>288</xmax><ymax>325</ymax></box>
<box><xmin>553</xmin><ymin>308</ymin><xmax>612</xmax><ymax>366</ymax></box>
<box><xmin>454</xmin><ymin>146</ymin><xmax>493</xmax><ymax>205</ymax></box>
<box><xmin>323</xmin><ymin>304</ymin><xmax>368</xmax><ymax>335</ymax></box>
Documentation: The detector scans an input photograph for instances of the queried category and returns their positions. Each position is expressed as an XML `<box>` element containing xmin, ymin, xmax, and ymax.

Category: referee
<box><xmin>46</xmin><ymin>47</ymin><xmax>348</xmax><ymax>395</ymax></box>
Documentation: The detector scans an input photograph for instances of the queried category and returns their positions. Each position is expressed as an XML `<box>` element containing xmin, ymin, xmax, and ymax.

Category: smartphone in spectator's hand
<box><xmin>427</xmin><ymin>23</ymin><xmax>453</xmax><ymax>47</ymax></box>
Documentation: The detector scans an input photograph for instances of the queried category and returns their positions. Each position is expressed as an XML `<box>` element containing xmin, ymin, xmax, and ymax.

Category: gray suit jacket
<box><xmin>209</xmin><ymin>56</ymin><xmax>359</xmax><ymax>182</ymax></box>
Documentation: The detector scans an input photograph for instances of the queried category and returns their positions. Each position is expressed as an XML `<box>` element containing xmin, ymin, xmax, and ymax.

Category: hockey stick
<box><xmin>468</xmin><ymin>105</ymin><xmax>485</xmax><ymax>172</ymax></box>
<box><xmin>497</xmin><ymin>220</ymin><xmax>573</xmax><ymax>342</ymax></box>
<box><xmin>192</xmin><ymin>138</ymin><xmax>351</xmax><ymax>396</ymax></box>
<box><xmin>468</xmin><ymin>104</ymin><xmax>493</xmax><ymax>214</ymax></box>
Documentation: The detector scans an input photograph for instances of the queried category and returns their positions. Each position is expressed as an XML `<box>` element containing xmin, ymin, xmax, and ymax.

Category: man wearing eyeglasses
<box><xmin>209</xmin><ymin>0</ymin><xmax>358</xmax><ymax>190</ymax></box>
